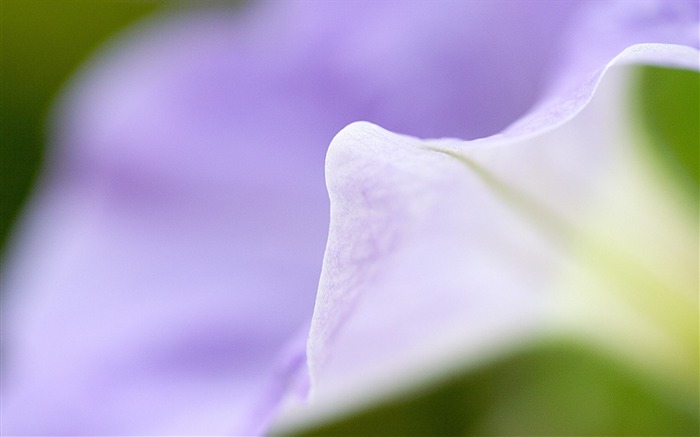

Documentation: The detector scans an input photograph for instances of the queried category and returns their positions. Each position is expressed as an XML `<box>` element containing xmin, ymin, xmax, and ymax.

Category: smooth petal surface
<box><xmin>274</xmin><ymin>45</ymin><xmax>699</xmax><ymax>430</ymax></box>
<box><xmin>0</xmin><ymin>2</ymin><xmax>586</xmax><ymax>435</ymax></box>
<box><xmin>508</xmin><ymin>0</ymin><xmax>699</xmax><ymax>137</ymax></box>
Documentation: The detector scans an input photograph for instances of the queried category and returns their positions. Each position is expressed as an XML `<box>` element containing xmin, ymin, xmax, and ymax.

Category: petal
<box><xmin>0</xmin><ymin>2</ymin><xmax>583</xmax><ymax>434</ymax></box>
<box><xmin>274</xmin><ymin>48</ymin><xmax>699</xmax><ymax>431</ymax></box>
<box><xmin>508</xmin><ymin>0</ymin><xmax>700</xmax><ymax>137</ymax></box>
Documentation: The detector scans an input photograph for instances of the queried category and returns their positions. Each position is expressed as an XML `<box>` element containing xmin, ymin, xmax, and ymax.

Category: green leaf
<box><xmin>635</xmin><ymin>66</ymin><xmax>699</xmax><ymax>207</ymax></box>
<box><xmin>287</xmin><ymin>339</ymin><xmax>699</xmax><ymax>436</ymax></box>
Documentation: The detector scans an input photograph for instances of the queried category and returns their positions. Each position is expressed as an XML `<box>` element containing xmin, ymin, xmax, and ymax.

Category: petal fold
<box><xmin>276</xmin><ymin>46</ymin><xmax>699</xmax><ymax>430</ymax></box>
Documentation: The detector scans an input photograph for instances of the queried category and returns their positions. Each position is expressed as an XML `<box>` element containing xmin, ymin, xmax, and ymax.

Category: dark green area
<box><xmin>635</xmin><ymin>67</ymin><xmax>700</xmax><ymax>208</ymax></box>
<box><xmin>289</xmin><ymin>339</ymin><xmax>699</xmax><ymax>436</ymax></box>
<box><xmin>0</xmin><ymin>0</ymin><xmax>160</xmax><ymax>260</ymax></box>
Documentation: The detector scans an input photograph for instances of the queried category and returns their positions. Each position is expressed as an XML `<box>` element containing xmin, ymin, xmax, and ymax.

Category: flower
<box><xmin>1</xmin><ymin>1</ymin><xmax>698</xmax><ymax>436</ymax></box>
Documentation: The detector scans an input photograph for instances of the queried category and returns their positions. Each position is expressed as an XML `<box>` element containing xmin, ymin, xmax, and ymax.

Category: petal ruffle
<box><xmin>276</xmin><ymin>44</ymin><xmax>699</xmax><ymax>430</ymax></box>
<box><xmin>0</xmin><ymin>2</ymin><xmax>584</xmax><ymax>435</ymax></box>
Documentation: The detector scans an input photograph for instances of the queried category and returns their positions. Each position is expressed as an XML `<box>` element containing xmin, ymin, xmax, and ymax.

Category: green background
<box><xmin>1</xmin><ymin>0</ymin><xmax>161</xmax><ymax>259</ymax></box>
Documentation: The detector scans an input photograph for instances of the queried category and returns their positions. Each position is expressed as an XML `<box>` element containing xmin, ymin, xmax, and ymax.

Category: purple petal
<box><xmin>509</xmin><ymin>0</ymin><xmax>699</xmax><ymax>136</ymax></box>
<box><xmin>0</xmin><ymin>2</ymin><xmax>584</xmax><ymax>434</ymax></box>
<box><xmin>275</xmin><ymin>4</ymin><xmax>699</xmax><ymax>429</ymax></box>
<box><xmin>284</xmin><ymin>60</ymin><xmax>698</xmax><ymax>429</ymax></box>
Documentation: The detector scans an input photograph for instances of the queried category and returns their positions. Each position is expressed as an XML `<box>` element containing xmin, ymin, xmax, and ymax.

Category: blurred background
<box><xmin>1</xmin><ymin>0</ymin><xmax>164</xmax><ymax>262</ymax></box>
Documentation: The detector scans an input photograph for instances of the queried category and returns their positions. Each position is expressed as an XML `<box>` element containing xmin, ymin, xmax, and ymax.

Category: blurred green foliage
<box><xmin>637</xmin><ymin>67</ymin><xmax>700</xmax><ymax>207</ymax></box>
<box><xmin>0</xmin><ymin>0</ymin><xmax>160</xmax><ymax>260</ymax></box>
<box><xmin>290</xmin><ymin>338</ymin><xmax>699</xmax><ymax>436</ymax></box>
